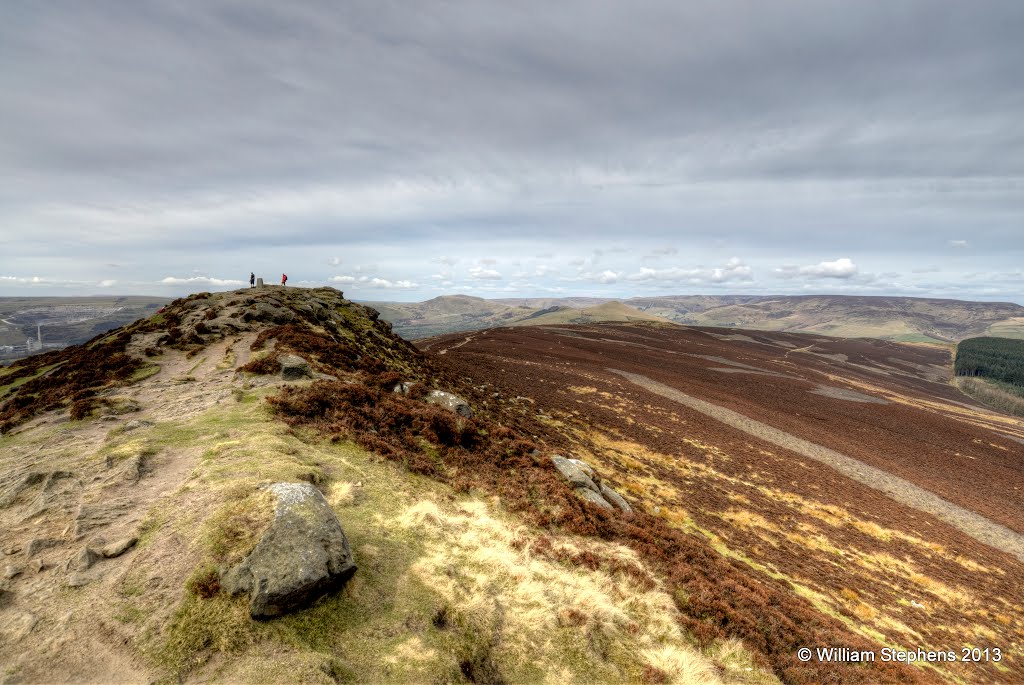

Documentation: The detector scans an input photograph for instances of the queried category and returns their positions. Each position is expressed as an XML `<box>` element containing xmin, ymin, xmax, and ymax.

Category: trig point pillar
<box><xmin>256</xmin><ymin>278</ymin><xmax>264</xmax><ymax>288</ymax></box>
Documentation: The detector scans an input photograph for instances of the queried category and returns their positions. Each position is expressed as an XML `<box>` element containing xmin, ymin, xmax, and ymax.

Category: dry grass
<box><xmin>955</xmin><ymin>376</ymin><xmax>1024</xmax><ymax>417</ymax></box>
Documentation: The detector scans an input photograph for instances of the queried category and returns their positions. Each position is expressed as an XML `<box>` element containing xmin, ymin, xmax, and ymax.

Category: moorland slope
<box><xmin>425</xmin><ymin>322</ymin><xmax>1024</xmax><ymax>684</ymax></box>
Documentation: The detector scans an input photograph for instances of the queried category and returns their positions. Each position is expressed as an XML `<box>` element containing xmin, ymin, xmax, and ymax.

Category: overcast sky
<box><xmin>2</xmin><ymin>1</ymin><xmax>1022</xmax><ymax>303</ymax></box>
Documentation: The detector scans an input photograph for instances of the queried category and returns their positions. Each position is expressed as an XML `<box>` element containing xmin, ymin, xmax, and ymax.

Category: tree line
<box><xmin>954</xmin><ymin>337</ymin><xmax>1024</xmax><ymax>387</ymax></box>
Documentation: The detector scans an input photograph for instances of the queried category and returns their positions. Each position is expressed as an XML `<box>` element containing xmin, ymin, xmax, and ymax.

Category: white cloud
<box><xmin>98</xmin><ymin>279</ymin><xmax>117</xmax><ymax>287</ymax></box>
<box><xmin>469</xmin><ymin>266</ymin><xmax>502</xmax><ymax>280</ymax></box>
<box><xmin>596</xmin><ymin>270</ymin><xmax>620</xmax><ymax>284</ymax></box>
<box><xmin>160</xmin><ymin>276</ymin><xmax>243</xmax><ymax>286</ymax></box>
<box><xmin>327</xmin><ymin>256</ymin><xmax>342</xmax><ymax>266</ymax></box>
<box><xmin>368</xmin><ymin>278</ymin><xmax>417</xmax><ymax>289</ymax></box>
<box><xmin>627</xmin><ymin>258</ymin><xmax>752</xmax><ymax>284</ymax></box>
<box><xmin>948</xmin><ymin>240</ymin><xmax>969</xmax><ymax>248</ymax></box>
<box><xmin>709</xmin><ymin>257</ymin><xmax>753</xmax><ymax>282</ymax></box>
<box><xmin>777</xmin><ymin>257</ymin><xmax>858</xmax><ymax>279</ymax></box>
<box><xmin>329</xmin><ymin>275</ymin><xmax>417</xmax><ymax>289</ymax></box>
<box><xmin>1</xmin><ymin>275</ymin><xmax>48</xmax><ymax>284</ymax></box>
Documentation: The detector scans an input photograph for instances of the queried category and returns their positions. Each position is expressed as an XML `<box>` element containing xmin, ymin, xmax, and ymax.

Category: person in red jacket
<box><xmin>281</xmin><ymin>273</ymin><xmax>288</xmax><ymax>287</ymax></box>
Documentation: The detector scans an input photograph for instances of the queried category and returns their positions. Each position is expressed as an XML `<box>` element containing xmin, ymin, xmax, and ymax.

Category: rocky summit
<box><xmin>1</xmin><ymin>286</ymin><xmax>1021</xmax><ymax>684</ymax></box>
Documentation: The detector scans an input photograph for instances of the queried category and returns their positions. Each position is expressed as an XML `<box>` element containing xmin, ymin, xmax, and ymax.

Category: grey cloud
<box><xmin>1</xmin><ymin>1</ymin><xmax>1022</xmax><ymax>301</ymax></box>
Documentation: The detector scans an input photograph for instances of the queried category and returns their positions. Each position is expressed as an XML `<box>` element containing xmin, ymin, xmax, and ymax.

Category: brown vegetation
<box><xmin>268</xmin><ymin>367</ymin><xmax>933</xmax><ymax>684</ymax></box>
<box><xmin>0</xmin><ymin>328</ymin><xmax>142</xmax><ymax>432</ymax></box>
<box><xmin>428</xmin><ymin>322</ymin><xmax>1024</xmax><ymax>684</ymax></box>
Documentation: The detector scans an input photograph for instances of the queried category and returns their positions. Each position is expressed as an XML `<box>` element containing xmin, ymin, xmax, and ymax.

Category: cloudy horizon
<box><xmin>2</xmin><ymin>1</ymin><xmax>1022</xmax><ymax>303</ymax></box>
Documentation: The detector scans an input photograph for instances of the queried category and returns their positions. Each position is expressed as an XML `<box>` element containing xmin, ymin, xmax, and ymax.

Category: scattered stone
<box><xmin>3</xmin><ymin>565</ymin><xmax>22</xmax><ymax>580</ymax></box>
<box><xmin>568</xmin><ymin>458</ymin><xmax>595</xmax><ymax>479</ymax></box>
<box><xmin>123</xmin><ymin>419</ymin><xmax>154</xmax><ymax>432</ymax></box>
<box><xmin>392</xmin><ymin>382</ymin><xmax>413</xmax><ymax>395</ymax></box>
<box><xmin>30</xmin><ymin>559</ymin><xmax>46</xmax><ymax>573</ymax></box>
<box><xmin>102</xmin><ymin>397</ymin><xmax>141</xmax><ymax>415</ymax></box>
<box><xmin>0</xmin><ymin>472</ymin><xmax>46</xmax><ymax>508</ymax></box>
<box><xmin>69</xmin><ymin>547</ymin><xmax>100</xmax><ymax>572</ymax></box>
<box><xmin>101</xmin><ymin>537</ymin><xmax>138</xmax><ymax>558</ymax></box>
<box><xmin>221</xmin><ymin>482</ymin><xmax>357</xmax><ymax>619</ymax></box>
<box><xmin>66</xmin><ymin>573</ymin><xmax>93</xmax><ymax>588</ymax></box>
<box><xmin>2</xmin><ymin>545</ymin><xmax>21</xmax><ymax>556</ymax></box>
<box><xmin>121</xmin><ymin>453</ymin><xmax>151</xmax><ymax>483</ymax></box>
<box><xmin>26</xmin><ymin>538</ymin><xmax>60</xmax><ymax>557</ymax></box>
<box><xmin>599</xmin><ymin>483</ymin><xmax>633</xmax><ymax>513</ymax></box>
<box><xmin>577</xmin><ymin>488</ymin><xmax>614</xmax><ymax>510</ymax></box>
<box><xmin>314</xmin><ymin>372</ymin><xmax>338</xmax><ymax>381</ymax></box>
<box><xmin>425</xmin><ymin>390</ymin><xmax>473</xmax><ymax>418</ymax></box>
<box><xmin>73</xmin><ymin>498</ymin><xmax>133</xmax><ymax>538</ymax></box>
<box><xmin>1</xmin><ymin>611</ymin><xmax>37</xmax><ymax>643</ymax></box>
<box><xmin>550</xmin><ymin>456</ymin><xmax>599</xmax><ymax>492</ymax></box>
<box><xmin>280</xmin><ymin>354</ymin><xmax>311</xmax><ymax>380</ymax></box>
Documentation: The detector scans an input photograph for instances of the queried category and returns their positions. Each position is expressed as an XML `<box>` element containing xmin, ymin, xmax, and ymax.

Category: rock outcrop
<box><xmin>424</xmin><ymin>390</ymin><xmax>473</xmax><ymax>418</ymax></box>
<box><xmin>551</xmin><ymin>455</ymin><xmax>632</xmax><ymax>513</ymax></box>
<box><xmin>279</xmin><ymin>354</ymin><xmax>311</xmax><ymax>380</ymax></box>
<box><xmin>222</xmin><ymin>482</ymin><xmax>356</xmax><ymax>619</ymax></box>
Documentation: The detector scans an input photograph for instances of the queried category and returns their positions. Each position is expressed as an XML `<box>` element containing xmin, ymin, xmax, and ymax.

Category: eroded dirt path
<box><xmin>610</xmin><ymin>368</ymin><xmax>1024</xmax><ymax>561</ymax></box>
<box><xmin>0</xmin><ymin>333</ymin><xmax>262</xmax><ymax>683</ymax></box>
<box><xmin>436</xmin><ymin>333</ymin><xmax>477</xmax><ymax>356</ymax></box>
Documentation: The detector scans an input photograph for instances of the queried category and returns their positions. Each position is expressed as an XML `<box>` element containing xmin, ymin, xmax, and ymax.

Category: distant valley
<box><xmin>0</xmin><ymin>296</ymin><xmax>168</xmax><ymax>361</ymax></box>
<box><xmin>368</xmin><ymin>293</ymin><xmax>1024</xmax><ymax>343</ymax></box>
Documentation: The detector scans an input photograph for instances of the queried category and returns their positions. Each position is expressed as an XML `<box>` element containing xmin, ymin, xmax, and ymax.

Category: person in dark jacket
<box><xmin>250</xmin><ymin>272</ymin><xmax>255</xmax><ymax>288</ymax></box>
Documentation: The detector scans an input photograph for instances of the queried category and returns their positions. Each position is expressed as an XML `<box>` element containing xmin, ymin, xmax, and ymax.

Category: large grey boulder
<box><xmin>279</xmin><ymin>354</ymin><xmax>311</xmax><ymax>381</ymax></box>
<box><xmin>578</xmin><ymin>488</ymin><xmax>614</xmax><ymax>510</ymax></box>
<box><xmin>551</xmin><ymin>455</ymin><xmax>633</xmax><ymax>514</ymax></box>
<box><xmin>551</xmin><ymin>456</ymin><xmax>599</xmax><ymax>493</ymax></box>
<box><xmin>599</xmin><ymin>483</ymin><xmax>633</xmax><ymax>513</ymax></box>
<box><xmin>425</xmin><ymin>390</ymin><xmax>473</xmax><ymax>418</ymax></box>
<box><xmin>221</xmin><ymin>482</ymin><xmax>356</xmax><ymax>619</ymax></box>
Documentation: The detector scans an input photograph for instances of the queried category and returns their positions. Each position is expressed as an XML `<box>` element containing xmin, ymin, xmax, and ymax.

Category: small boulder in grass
<box><xmin>279</xmin><ymin>354</ymin><xmax>311</xmax><ymax>380</ymax></box>
<box><xmin>221</xmin><ymin>482</ymin><xmax>356</xmax><ymax>619</ymax></box>
<box><xmin>424</xmin><ymin>390</ymin><xmax>473</xmax><ymax>418</ymax></box>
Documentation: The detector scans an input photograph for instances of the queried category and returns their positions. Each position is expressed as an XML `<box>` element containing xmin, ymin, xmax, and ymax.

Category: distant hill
<box><xmin>630</xmin><ymin>294</ymin><xmax>1024</xmax><ymax>343</ymax></box>
<box><xmin>509</xmin><ymin>301</ymin><xmax>672</xmax><ymax>327</ymax></box>
<box><xmin>360</xmin><ymin>294</ymin><xmax>536</xmax><ymax>339</ymax></box>
<box><xmin>371</xmin><ymin>293</ymin><xmax>1024</xmax><ymax>342</ymax></box>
